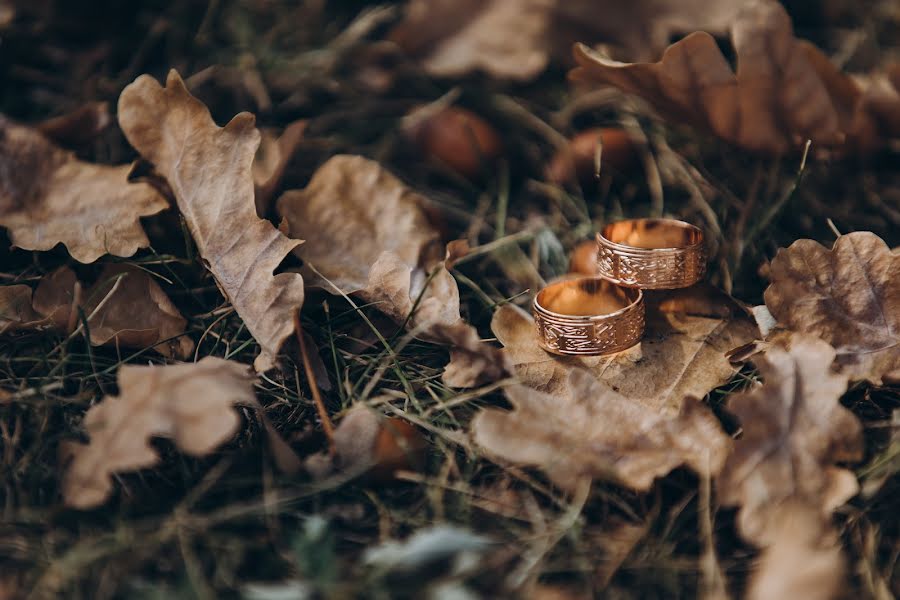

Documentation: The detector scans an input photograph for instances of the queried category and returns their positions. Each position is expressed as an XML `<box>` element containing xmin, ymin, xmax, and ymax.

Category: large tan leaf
<box><xmin>63</xmin><ymin>357</ymin><xmax>253</xmax><ymax>508</ymax></box>
<box><xmin>118</xmin><ymin>70</ymin><xmax>305</xmax><ymax>372</ymax></box>
<box><xmin>569</xmin><ymin>0</ymin><xmax>900</xmax><ymax>154</ymax></box>
<box><xmin>390</xmin><ymin>0</ymin><xmax>742</xmax><ymax>80</ymax></box>
<box><xmin>717</xmin><ymin>336</ymin><xmax>863</xmax><ymax>546</ymax></box>
<box><xmin>276</xmin><ymin>155</ymin><xmax>509</xmax><ymax>387</ymax></box>
<box><xmin>472</xmin><ymin>369</ymin><xmax>731</xmax><ymax>491</ymax></box>
<box><xmin>490</xmin><ymin>286</ymin><xmax>758</xmax><ymax>415</ymax></box>
<box><xmin>764</xmin><ymin>232</ymin><xmax>900</xmax><ymax>384</ymax></box>
<box><xmin>0</xmin><ymin>115</ymin><xmax>167</xmax><ymax>263</ymax></box>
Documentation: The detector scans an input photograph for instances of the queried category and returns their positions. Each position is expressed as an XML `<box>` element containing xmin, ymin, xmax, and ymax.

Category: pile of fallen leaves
<box><xmin>1</xmin><ymin>0</ymin><xmax>899</xmax><ymax>598</ymax></box>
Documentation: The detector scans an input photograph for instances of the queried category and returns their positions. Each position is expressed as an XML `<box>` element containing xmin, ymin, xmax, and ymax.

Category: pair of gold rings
<box><xmin>533</xmin><ymin>218</ymin><xmax>706</xmax><ymax>356</ymax></box>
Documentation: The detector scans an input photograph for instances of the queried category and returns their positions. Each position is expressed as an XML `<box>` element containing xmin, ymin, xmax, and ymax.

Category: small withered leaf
<box><xmin>570</xmin><ymin>0</ymin><xmax>900</xmax><ymax>154</ymax></box>
<box><xmin>1</xmin><ymin>266</ymin><xmax>192</xmax><ymax>358</ymax></box>
<box><xmin>118</xmin><ymin>70</ymin><xmax>305</xmax><ymax>372</ymax></box>
<box><xmin>764</xmin><ymin>231</ymin><xmax>900</xmax><ymax>383</ymax></box>
<box><xmin>63</xmin><ymin>357</ymin><xmax>255</xmax><ymax>509</ymax></box>
<box><xmin>0</xmin><ymin>284</ymin><xmax>45</xmax><ymax>333</ymax></box>
<box><xmin>717</xmin><ymin>336</ymin><xmax>863</xmax><ymax>546</ymax></box>
<box><xmin>0</xmin><ymin>115</ymin><xmax>167</xmax><ymax>263</ymax></box>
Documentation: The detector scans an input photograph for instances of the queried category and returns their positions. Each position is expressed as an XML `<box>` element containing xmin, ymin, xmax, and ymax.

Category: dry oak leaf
<box><xmin>764</xmin><ymin>231</ymin><xmax>900</xmax><ymax>384</ymax></box>
<box><xmin>473</xmin><ymin>368</ymin><xmax>731</xmax><ymax>491</ymax></box>
<box><xmin>118</xmin><ymin>70</ymin><xmax>305</xmax><ymax>372</ymax></box>
<box><xmin>390</xmin><ymin>0</ymin><xmax>742</xmax><ymax>80</ymax></box>
<box><xmin>570</xmin><ymin>0</ymin><xmax>900</xmax><ymax>154</ymax></box>
<box><xmin>0</xmin><ymin>115</ymin><xmax>168</xmax><ymax>263</ymax></box>
<box><xmin>37</xmin><ymin>265</ymin><xmax>193</xmax><ymax>358</ymax></box>
<box><xmin>717</xmin><ymin>336</ymin><xmax>863</xmax><ymax>546</ymax></box>
<box><xmin>747</xmin><ymin>501</ymin><xmax>846</xmax><ymax>600</ymax></box>
<box><xmin>491</xmin><ymin>285</ymin><xmax>758</xmax><ymax>415</ymax></box>
<box><xmin>276</xmin><ymin>154</ymin><xmax>509</xmax><ymax>387</ymax></box>
<box><xmin>63</xmin><ymin>357</ymin><xmax>253</xmax><ymax>508</ymax></box>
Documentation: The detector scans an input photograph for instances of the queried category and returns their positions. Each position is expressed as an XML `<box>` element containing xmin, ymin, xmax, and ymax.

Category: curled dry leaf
<box><xmin>717</xmin><ymin>336</ymin><xmax>863</xmax><ymax>546</ymax></box>
<box><xmin>473</xmin><ymin>369</ymin><xmax>731</xmax><ymax>491</ymax></box>
<box><xmin>0</xmin><ymin>265</ymin><xmax>192</xmax><ymax>358</ymax></box>
<box><xmin>276</xmin><ymin>154</ymin><xmax>509</xmax><ymax>387</ymax></box>
<box><xmin>45</xmin><ymin>265</ymin><xmax>192</xmax><ymax>358</ymax></box>
<box><xmin>118</xmin><ymin>70</ymin><xmax>305</xmax><ymax>372</ymax></box>
<box><xmin>63</xmin><ymin>357</ymin><xmax>254</xmax><ymax>508</ymax></box>
<box><xmin>570</xmin><ymin>0</ymin><xmax>900</xmax><ymax>154</ymax></box>
<box><xmin>491</xmin><ymin>285</ymin><xmax>758</xmax><ymax>414</ymax></box>
<box><xmin>747</xmin><ymin>502</ymin><xmax>846</xmax><ymax>600</ymax></box>
<box><xmin>390</xmin><ymin>0</ymin><xmax>742</xmax><ymax>80</ymax></box>
<box><xmin>764</xmin><ymin>231</ymin><xmax>900</xmax><ymax>384</ymax></box>
<box><xmin>0</xmin><ymin>115</ymin><xmax>168</xmax><ymax>263</ymax></box>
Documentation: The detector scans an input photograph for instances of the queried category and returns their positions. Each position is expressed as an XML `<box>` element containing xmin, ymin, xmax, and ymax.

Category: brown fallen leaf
<box><xmin>390</xmin><ymin>0</ymin><xmax>743</xmax><ymax>80</ymax></box>
<box><xmin>0</xmin><ymin>284</ymin><xmax>46</xmax><ymax>333</ymax></box>
<box><xmin>490</xmin><ymin>285</ymin><xmax>758</xmax><ymax>414</ymax></box>
<box><xmin>47</xmin><ymin>265</ymin><xmax>192</xmax><ymax>358</ymax></box>
<box><xmin>0</xmin><ymin>115</ymin><xmax>168</xmax><ymax>263</ymax></box>
<box><xmin>118</xmin><ymin>70</ymin><xmax>305</xmax><ymax>372</ymax></box>
<box><xmin>276</xmin><ymin>154</ymin><xmax>509</xmax><ymax>387</ymax></box>
<box><xmin>1</xmin><ymin>266</ymin><xmax>192</xmax><ymax>358</ymax></box>
<box><xmin>746</xmin><ymin>501</ymin><xmax>846</xmax><ymax>600</ymax></box>
<box><xmin>253</xmin><ymin>119</ymin><xmax>307</xmax><ymax>217</ymax></box>
<box><xmin>63</xmin><ymin>357</ymin><xmax>253</xmax><ymax>508</ymax></box>
<box><xmin>764</xmin><ymin>231</ymin><xmax>900</xmax><ymax>384</ymax></box>
<box><xmin>473</xmin><ymin>368</ymin><xmax>731</xmax><ymax>491</ymax></box>
<box><xmin>717</xmin><ymin>336</ymin><xmax>863</xmax><ymax>546</ymax></box>
<box><xmin>570</xmin><ymin>0</ymin><xmax>900</xmax><ymax>154</ymax></box>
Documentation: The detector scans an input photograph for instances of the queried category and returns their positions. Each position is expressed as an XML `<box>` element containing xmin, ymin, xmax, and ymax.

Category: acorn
<box><xmin>405</xmin><ymin>105</ymin><xmax>502</xmax><ymax>178</ymax></box>
<box><xmin>369</xmin><ymin>417</ymin><xmax>426</xmax><ymax>480</ymax></box>
<box><xmin>546</xmin><ymin>127</ymin><xmax>638</xmax><ymax>185</ymax></box>
<box><xmin>569</xmin><ymin>239</ymin><xmax>599</xmax><ymax>275</ymax></box>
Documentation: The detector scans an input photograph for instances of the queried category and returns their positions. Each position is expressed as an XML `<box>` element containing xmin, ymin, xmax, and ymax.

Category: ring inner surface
<box><xmin>602</xmin><ymin>219</ymin><xmax>701</xmax><ymax>249</ymax></box>
<box><xmin>536</xmin><ymin>278</ymin><xmax>637</xmax><ymax>317</ymax></box>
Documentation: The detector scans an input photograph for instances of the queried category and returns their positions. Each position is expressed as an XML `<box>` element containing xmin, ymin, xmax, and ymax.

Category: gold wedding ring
<box><xmin>533</xmin><ymin>277</ymin><xmax>644</xmax><ymax>356</ymax></box>
<box><xmin>596</xmin><ymin>218</ymin><xmax>706</xmax><ymax>289</ymax></box>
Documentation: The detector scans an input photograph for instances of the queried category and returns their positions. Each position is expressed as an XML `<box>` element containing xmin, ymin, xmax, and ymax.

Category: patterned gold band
<box><xmin>533</xmin><ymin>277</ymin><xmax>644</xmax><ymax>356</ymax></box>
<box><xmin>596</xmin><ymin>218</ymin><xmax>706</xmax><ymax>289</ymax></box>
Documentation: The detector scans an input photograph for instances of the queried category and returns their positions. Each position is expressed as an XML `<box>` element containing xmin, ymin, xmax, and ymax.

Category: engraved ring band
<box><xmin>596</xmin><ymin>218</ymin><xmax>706</xmax><ymax>289</ymax></box>
<box><xmin>532</xmin><ymin>277</ymin><xmax>645</xmax><ymax>356</ymax></box>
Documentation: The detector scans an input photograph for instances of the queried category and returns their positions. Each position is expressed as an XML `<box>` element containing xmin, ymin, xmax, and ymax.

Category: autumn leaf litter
<box><xmin>1</xmin><ymin>0</ymin><xmax>899</xmax><ymax>598</ymax></box>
